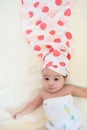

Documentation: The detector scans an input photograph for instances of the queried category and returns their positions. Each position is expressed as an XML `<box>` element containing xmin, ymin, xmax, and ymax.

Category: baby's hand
<box><xmin>12</xmin><ymin>112</ymin><xmax>21</xmax><ymax>119</ymax></box>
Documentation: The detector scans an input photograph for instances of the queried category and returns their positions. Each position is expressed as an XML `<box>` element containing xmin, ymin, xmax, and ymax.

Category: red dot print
<box><xmin>59</xmin><ymin>62</ymin><xmax>66</xmax><ymax>66</ymax></box>
<box><xmin>54</xmin><ymin>38</ymin><xmax>61</xmax><ymax>43</ymax></box>
<box><xmin>67</xmin><ymin>53</ymin><xmax>71</xmax><ymax>60</ymax></box>
<box><xmin>28</xmin><ymin>11</ymin><xmax>34</xmax><ymax>18</ymax></box>
<box><xmin>26</xmin><ymin>30</ymin><xmax>32</xmax><ymax>34</ymax></box>
<box><xmin>65</xmin><ymin>32</ymin><xmax>72</xmax><ymax>39</ymax></box>
<box><xmin>37</xmin><ymin>35</ymin><xmax>44</xmax><ymax>40</ymax></box>
<box><xmin>42</xmin><ymin>6</ymin><xmax>49</xmax><ymax>13</ymax></box>
<box><xmin>53</xmin><ymin>50</ymin><xmax>61</xmax><ymax>57</ymax></box>
<box><xmin>46</xmin><ymin>62</ymin><xmax>53</xmax><ymax>68</ymax></box>
<box><xmin>66</xmin><ymin>41</ymin><xmax>70</xmax><ymax>47</ymax></box>
<box><xmin>36</xmin><ymin>20</ymin><xmax>42</xmax><ymax>26</ymax></box>
<box><xmin>57</xmin><ymin>20</ymin><xmax>64</xmax><ymax>26</ymax></box>
<box><xmin>34</xmin><ymin>45</ymin><xmax>41</xmax><ymax>51</ymax></box>
<box><xmin>38</xmin><ymin>53</ymin><xmax>43</xmax><ymax>58</ymax></box>
<box><xmin>55</xmin><ymin>0</ymin><xmax>62</xmax><ymax>6</ymax></box>
<box><xmin>49</xmin><ymin>30</ymin><xmax>56</xmax><ymax>35</ymax></box>
<box><xmin>64</xmin><ymin>8</ymin><xmax>71</xmax><ymax>16</ymax></box>
<box><xmin>33</xmin><ymin>2</ymin><xmax>40</xmax><ymax>8</ymax></box>
<box><xmin>40</xmin><ymin>23</ymin><xmax>47</xmax><ymax>30</ymax></box>
<box><xmin>46</xmin><ymin>45</ymin><xmax>52</xmax><ymax>49</ymax></box>
<box><xmin>49</xmin><ymin>47</ymin><xmax>54</xmax><ymax>52</ymax></box>
<box><xmin>53</xmin><ymin>65</ymin><xmax>58</xmax><ymax>68</ymax></box>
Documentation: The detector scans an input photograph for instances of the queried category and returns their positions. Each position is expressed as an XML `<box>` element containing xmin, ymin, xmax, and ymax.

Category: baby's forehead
<box><xmin>42</xmin><ymin>68</ymin><xmax>61</xmax><ymax>77</ymax></box>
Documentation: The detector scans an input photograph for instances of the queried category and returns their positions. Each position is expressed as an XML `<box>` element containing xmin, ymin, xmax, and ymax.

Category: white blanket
<box><xmin>0</xmin><ymin>0</ymin><xmax>87</xmax><ymax>130</ymax></box>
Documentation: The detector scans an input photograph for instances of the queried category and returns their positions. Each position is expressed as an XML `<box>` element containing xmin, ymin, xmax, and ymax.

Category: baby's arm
<box><xmin>12</xmin><ymin>92</ymin><xmax>43</xmax><ymax>119</ymax></box>
<box><xmin>70</xmin><ymin>84</ymin><xmax>87</xmax><ymax>98</ymax></box>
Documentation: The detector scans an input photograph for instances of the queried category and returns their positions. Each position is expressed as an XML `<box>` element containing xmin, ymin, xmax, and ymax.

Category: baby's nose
<box><xmin>49</xmin><ymin>79</ymin><xmax>54</xmax><ymax>85</ymax></box>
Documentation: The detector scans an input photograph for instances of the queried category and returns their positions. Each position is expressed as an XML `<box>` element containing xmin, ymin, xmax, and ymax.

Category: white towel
<box><xmin>43</xmin><ymin>95</ymin><xmax>83</xmax><ymax>130</ymax></box>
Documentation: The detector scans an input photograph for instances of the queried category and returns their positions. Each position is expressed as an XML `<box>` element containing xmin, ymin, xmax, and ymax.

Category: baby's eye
<box><xmin>44</xmin><ymin>77</ymin><xmax>49</xmax><ymax>81</ymax></box>
<box><xmin>54</xmin><ymin>78</ymin><xmax>59</xmax><ymax>81</ymax></box>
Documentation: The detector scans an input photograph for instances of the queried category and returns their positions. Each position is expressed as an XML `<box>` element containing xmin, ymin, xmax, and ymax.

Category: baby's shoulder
<box><xmin>38</xmin><ymin>88</ymin><xmax>49</xmax><ymax>98</ymax></box>
<box><xmin>64</xmin><ymin>84</ymin><xmax>74</xmax><ymax>94</ymax></box>
<box><xmin>38</xmin><ymin>88</ymin><xmax>46</xmax><ymax>96</ymax></box>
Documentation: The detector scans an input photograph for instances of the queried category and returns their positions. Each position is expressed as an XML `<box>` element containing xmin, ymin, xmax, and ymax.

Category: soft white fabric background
<box><xmin>0</xmin><ymin>0</ymin><xmax>87</xmax><ymax>130</ymax></box>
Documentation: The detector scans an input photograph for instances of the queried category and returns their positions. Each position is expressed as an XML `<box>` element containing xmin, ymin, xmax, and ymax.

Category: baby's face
<box><xmin>42</xmin><ymin>68</ymin><xmax>66</xmax><ymax>93</ymax></box>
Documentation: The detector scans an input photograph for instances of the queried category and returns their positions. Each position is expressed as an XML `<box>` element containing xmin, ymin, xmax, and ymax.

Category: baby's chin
<box><xmin>47</xmin><ymin>88</ymin><xmax>59</xmax><ymax>93</ymax></box>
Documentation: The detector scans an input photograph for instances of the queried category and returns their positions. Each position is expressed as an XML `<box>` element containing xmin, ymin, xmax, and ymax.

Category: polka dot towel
<box><xmin>21</xmin><ymin>0</ymin><xmax>74</xmax><ymax>76</ymax></box>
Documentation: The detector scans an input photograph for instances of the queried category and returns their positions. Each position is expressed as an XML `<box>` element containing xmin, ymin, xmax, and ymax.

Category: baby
<box><xmin>12</xmin><ymin>68</ymin><xmax>87</xmax><ymax>130</ymax></box>
<box><xmin>12</xmin><ymin>0</ymin><xmax>87</xmax><ymax>129</ymax></box>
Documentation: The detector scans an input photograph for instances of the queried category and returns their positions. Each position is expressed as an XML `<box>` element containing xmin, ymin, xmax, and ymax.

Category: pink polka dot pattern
<box><xmin>37</xmin><ymin>35</ymin><xmax>44</xmax><ymax>40</ymax></box>
<box><xmin>55</xmin><ymin>0</ymin><xmax>62</xmax><ymax>6</ymax></box>
<box><xmin>42</xmin><ymin>6</ymin><xmax>49</xmax><ymax>13</ymax></box>
<box><xmin>21</xmin><ymin>0</ymin><xmax>74</xmax><ymax>76</ymax></box>
<box><xmin>64</xmin><ymin>8</ymin><xmax>71</xmax><ymax>16</ymax></box>
<box><xmin>34</xmin><ymin>45</ymin><xmax>41</xmax><ymax>51</ymax></box>
<box><xmin>57</xmin><ymin>20</ymin><xmax>64</xmax><ymax>26</ymax></box>
<box><xmin>49</xmin><ymin>30</ymin><xmax>56</xmax><ymax>35</ymax></box>
<box><xmin>40</xmin><ymin>23</ymin><xmax>47</xmax><ymax>30</ymax></box>
<box><xmin>28</xmin><ymin>11</ymin><xmax>34</xmax><ymax>18</ymax></box>
<box><xmin>26</xmin><ymin>30</ymin><xmax>32</xmax><ymax>34</ymax></box>
<box><xmin>33</xmin><ymin>2</ymin><xmax>40</xmax><ymax>8</ymax></box>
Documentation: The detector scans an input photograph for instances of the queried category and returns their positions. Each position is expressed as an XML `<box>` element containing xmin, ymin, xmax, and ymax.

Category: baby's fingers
<box><xmin>12</xmin><ymin>114</ymin><xmax>17</xmax><ymax>119</ymax></box>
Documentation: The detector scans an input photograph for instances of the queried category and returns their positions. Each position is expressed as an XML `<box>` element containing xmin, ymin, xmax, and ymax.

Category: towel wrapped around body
<box><xmin>43</xmin><ymin>95</ymin><xmax>84</xmax><ymax>130</ymax></box>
